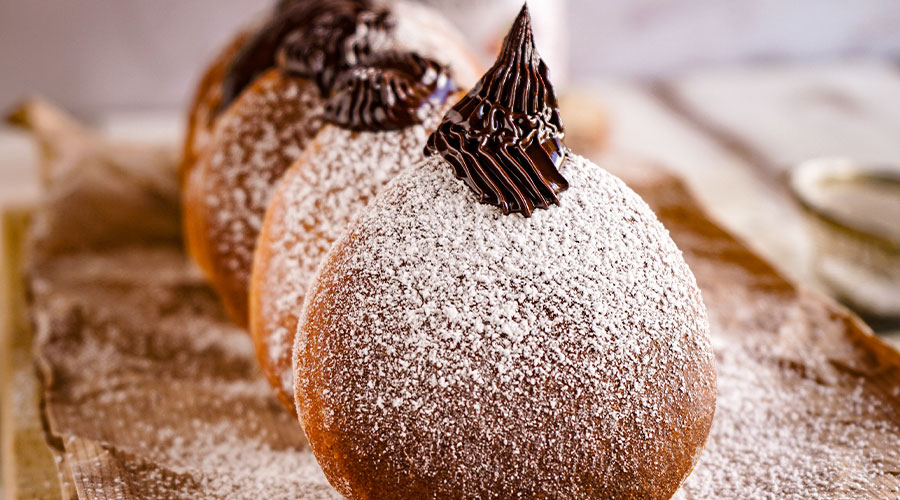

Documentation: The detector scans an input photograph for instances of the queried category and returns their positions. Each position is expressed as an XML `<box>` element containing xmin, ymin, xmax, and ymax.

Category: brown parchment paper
<box><xmin>18</xmin><ymin>102</ymin><xmax>900</xmax><ymax>499</ymax></box>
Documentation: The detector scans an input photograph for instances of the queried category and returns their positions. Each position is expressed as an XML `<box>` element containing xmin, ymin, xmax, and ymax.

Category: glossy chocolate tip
<box><xmin>324</xmin><ymin>51</ymin><xmax>456</xmax><ymax>131</ymax></box>
<box><xmin>424</xmin><ymin>4</ymin><xmax>568</xmax><ymax>217</ymax></box>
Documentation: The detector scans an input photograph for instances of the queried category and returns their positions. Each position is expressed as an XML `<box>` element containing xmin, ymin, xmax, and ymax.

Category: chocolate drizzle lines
<box><xmin>424</xmin><ymin>4</ymin><xmax>568</xmax><ymax>216</ymax></box>
<box><xmin>218</xmin><ymin>0</ymin><xmax>392</xmax><ymax>112</ymax></box>
<box><xmin>324</xmin><ymin>51</ymin><xmax>456</xmax><ymax>131</ymax></box>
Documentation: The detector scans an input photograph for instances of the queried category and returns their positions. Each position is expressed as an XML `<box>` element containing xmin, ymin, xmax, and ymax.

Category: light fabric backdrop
<box><xmin>2</xmin><ymin>0</ymin><xmax>900</xmax><ymax>116</ymax></box>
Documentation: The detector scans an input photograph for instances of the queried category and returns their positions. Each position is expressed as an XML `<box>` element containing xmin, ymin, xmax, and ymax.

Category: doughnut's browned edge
<box><xmin>180</xmin><ymin>28</ymin><xmax>254</xmax><ymax>188</ymax></box>
<box><xmin>182</xmin><ymin>69</ymin><xmax>323</xmax><ymax>327</ymax></box>
<box><xmin>180</xmin><ymin>28</ymin><xmax>253</xmax><ymax>293</ymax></box>
<box><xmin>247</xmin><ymin>139</ymin><xmax>325</xmax><ymax>415</ymax></box>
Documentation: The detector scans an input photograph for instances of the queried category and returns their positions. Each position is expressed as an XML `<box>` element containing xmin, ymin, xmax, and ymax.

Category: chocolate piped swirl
<box><xmin>424</xmin><ymin>5</ymin><xmax>568</xmax><ymax>216</ymax></box>
<box><xmin>324</xmin><ymin>51</ymin><xmax>456</xmax><ymax>131</ymax></box>
<box><xmin>218</xmin><ymin>0</ymin><xmax>393</xmax><ymax>112</ymax></box>
<box><xmin>277</xmin><ymin>2</ymin><xmax>393</xmax><ymax>93</ymax></box>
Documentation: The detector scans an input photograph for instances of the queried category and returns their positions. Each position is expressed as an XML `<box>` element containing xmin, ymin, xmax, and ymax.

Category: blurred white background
<box><xmin>2</xmin><ymin>0</ymin><xmax>900</xmax><ymax>117</ymax></box>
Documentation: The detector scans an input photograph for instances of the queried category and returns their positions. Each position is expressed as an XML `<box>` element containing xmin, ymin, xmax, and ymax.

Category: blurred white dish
<box><xmin>790</xmin><ymin>157</ymin><xmax>900</xmax><ymax>318</ymax></box>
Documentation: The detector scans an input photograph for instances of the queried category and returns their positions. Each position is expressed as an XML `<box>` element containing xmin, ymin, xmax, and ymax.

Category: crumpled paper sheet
<box><xmin>7</xmin><ymin>99</ymin><xmax>180</xmax><ymax>255</ymax></box>
<box><xmin>14</xmin><ymin>100</ymin><xmax>900</xmax><ymax>499</ymax></box>
<box><xmin>13</xmin><ymin>100</ymin><xmax>338</xmax><ymax>499</ymax></box>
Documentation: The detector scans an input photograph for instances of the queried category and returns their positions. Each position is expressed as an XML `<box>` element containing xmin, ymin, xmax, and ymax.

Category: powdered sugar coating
<box><xmin>250</xmin><ymin>103</ymin><xmax>450</xmax><ymax>411</ymax></box>
<box><xmin>185</xmin><ymin>2</ymin><xmax>479</xmax><ymax>326</ymax></box>
<box><xmin>181</xmin><ymin>25</ymin><xmax>257</xmax><ymax>183</ymax></box>
<box><xmin>295</xmin><ymin>154</ymin><xmax>717</xmax><ymax>498</ymax></box>
<box><xmin>186</xmin><ymin>70</ymin><xmax>323</xmax><ymax>324</ymax></box>
<box><xmin>677</xmin><ymin>288</ymin><xmax>900</xmax><ymax>499</ymax></box>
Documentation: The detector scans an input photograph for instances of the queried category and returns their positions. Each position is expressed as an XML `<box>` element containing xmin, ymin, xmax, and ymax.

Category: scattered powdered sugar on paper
<box><xmin>296</xmin><ymin>154</ymin><xmax>717</xmax><ymax>497</ymax></box>
<box><xmin>676</xmin><ymin>293</ymin><xmax>900</xmax><ymax>500</ymax></box>
<box><xmin>30</xmin><ymin>246</ymin><xmax>340</xmax><ymax>499</ymax></box>
<box><xmin>253</xmin><ymin>105</ymin><xmax>447</xmax><ymax>406</ymax></box>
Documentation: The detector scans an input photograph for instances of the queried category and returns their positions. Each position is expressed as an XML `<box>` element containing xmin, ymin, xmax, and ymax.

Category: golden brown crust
<box><xmin>182</xmin><ymin>69</ymin><xmax>324</xmax><ymax>326</ymax></box>
<box><xmin>180</xmin><ymin>27</ymin><xmax>255</xmax><ymax>187</ymax></box>
<box><xmin>248</xmin><ymin>147</ymin><xmax>315</xmax><ymax>412</ymax></box>
<box><xmin>298</xmin><ymin>249</ymin><xmax>374</xmax><ymax>499</ymax></box>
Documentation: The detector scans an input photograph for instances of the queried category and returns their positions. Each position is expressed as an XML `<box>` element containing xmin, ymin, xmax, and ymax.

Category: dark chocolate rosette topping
<box><xmin>424</xmin><ymin>4</ymin><xmax>568</xmax><ymax>216</ymax></box>
<box><xmin>324</xmin><ymin>51</ymin><xmax>456</xmax><ymax>131</ymax></box>
<box><xmin>277</xmin><ymin>1</ymin><xmax>393</xmax><ymax>93</ymax></box>
<box><xmin>219</xmin><ymin>0</ymin><xmax>393</xmax><ymax>112</ymax></box>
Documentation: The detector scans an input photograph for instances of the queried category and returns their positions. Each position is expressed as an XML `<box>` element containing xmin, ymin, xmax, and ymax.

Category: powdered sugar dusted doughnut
<box><xmin>182</xmin><ymin>0</ymin><xmax>481</xmax><ymax>326</ymax></box>
<box><xmin>183</xmin><ymin>70</ymin><xmax>323</xmax><ymax>324</ymax></box>
<box><xmin>250</xmin><ymin>96</ymin><xmax>457</xmax><ymax>413</ymax></box>
<box><xmin>180</xmin><ymin>26</ymin><xmax>256</xmax><ymax>186</ymax></box>
<box><xmin>297</xmin><ymin>153</ymin><xmax>716</xmax><ymax>498</ymax></box>
<box><xmin>294</xmin><ymin>7</ymin><xmax>716</xmax><ymax>499</ymax></box>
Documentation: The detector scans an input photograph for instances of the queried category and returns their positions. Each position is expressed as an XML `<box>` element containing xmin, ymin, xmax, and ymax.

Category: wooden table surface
<box><xmin>3</xmin><ymin>59</ymin><xmax>900</xmax><ymax>498</ymax></box>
